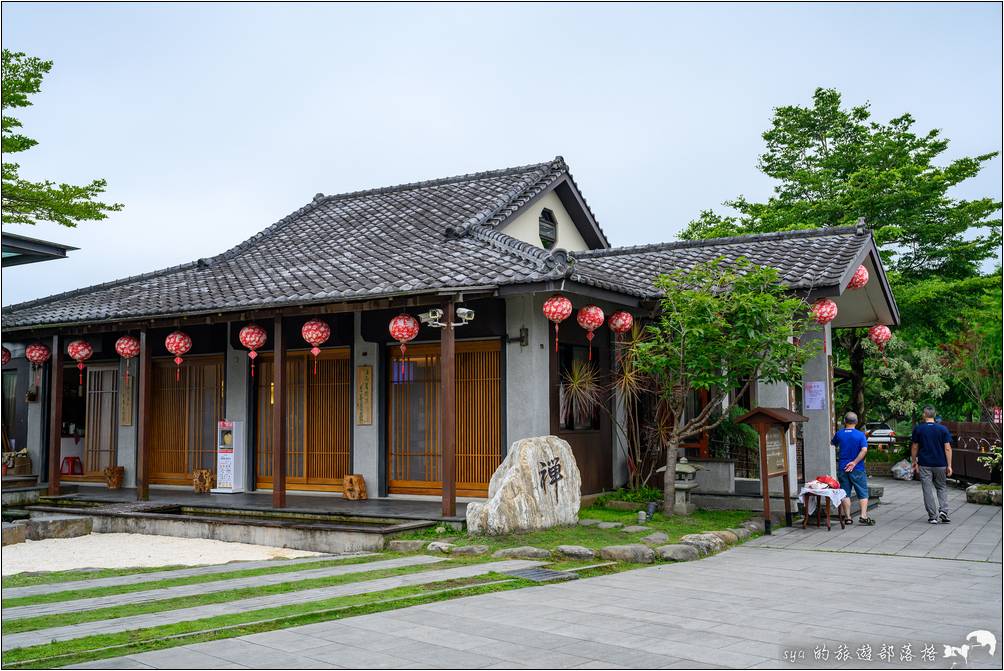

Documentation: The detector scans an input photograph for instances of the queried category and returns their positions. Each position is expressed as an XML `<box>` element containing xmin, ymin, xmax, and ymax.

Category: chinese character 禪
<box><xmin>539</xmin><ymin>457</ymin><xmax>563</xmax><ymax>499</ymax></box>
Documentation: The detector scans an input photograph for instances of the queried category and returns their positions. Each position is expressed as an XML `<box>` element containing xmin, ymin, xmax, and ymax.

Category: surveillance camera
<box><xmin>456</xmin><ymin>307</ymin><xmax>475</xmax><ymax>321</ymax></box>
<box><xmin>418</xmin><ymin>309</ymin><xmax>443</xmax><ymax>325</ymax></box>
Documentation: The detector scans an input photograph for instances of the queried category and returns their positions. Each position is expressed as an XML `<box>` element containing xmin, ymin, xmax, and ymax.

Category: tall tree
<box><xmin>633</xmin><ymin>259</ymin><xmax>813</xmax><ymax>514</ymax></box>
<box><xmin>681</xmin><ymin>88</ymin><xmax>1001</xmax><ymax>420</ymax></box>
<box><xmin>2</xmin><ymin>49</ymin><xmax>122</xmax><ymax>227</ymax></box>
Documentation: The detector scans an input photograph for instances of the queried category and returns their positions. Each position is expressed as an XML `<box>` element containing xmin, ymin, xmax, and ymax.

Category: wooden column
<box><xmin>46</xmin><ymin>335</ymin><xmax>63</xmax><ymax>496</ymax></box>
<box><xmin>136</xmin><ymin>330</ymin><xmax>152</xmax><ymax>500</ymax></box>
<box><xmin>272</xmin><ymin>316</ymin><xmax>287</xmax><ymax>508</ymax></box>
<box><xmin>756</xmin><ymin>422</ymin><xmax>772</xmax><ymax>535</ymax></box>
<box><xmin>440</xmin><ymin>299</ymin><xmax>456</xmax><ymax>518</ymax></box>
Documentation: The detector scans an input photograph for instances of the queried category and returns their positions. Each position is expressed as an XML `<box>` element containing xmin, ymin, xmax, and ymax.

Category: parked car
<box><xmin>865</xmin><ymin>422</ymin><xmax>896</xmax><ymax>446</ymax></box>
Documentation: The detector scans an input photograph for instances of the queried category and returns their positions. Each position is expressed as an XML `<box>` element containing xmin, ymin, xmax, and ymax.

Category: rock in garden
<box><xmin>655</xmin><ymin>544</ymin><xmax>699</xmax><ymax>562</ymax></box>
<box><xmin>596</xmin><ymin>521</ymin><xmax>623</xmax><ymax>529</ymax></box>
<box><xmin>741</xmin><ymin>518</ymin><xmax>765</xmax><ymax>533</ymax></box>
<box><xmin>555</xmin><ymin>545</ymin><xmax>596</xmax><ymax>560</ymax></box>
<box><xmin>578</xmin><ymin>518</ymin><xmax>601</xmax><ymax>527</ymax></box>
<box><xmin>679</xmin><ymin>533</ymin><xmax>726</xmax><ymax>556</ymax></box>
<box><xmin>387</xmin><ymin>539</ymin><xmax>426</xmax><ymax>552</ymax></box>
<box><xmin>640</xmin><ymin>532</ymin><xmax>669</xmax><ymax>545</ymax></box>
<box><xmin>599</xmin><ymin>544</ymin><xmax>655</xmax><ymax>563</ymax></box>
<box><xmin>2</xmin><ymin>522</ymin><xmax>26</xmax><ymax>547</ymax></box>
<box><xmin>426</xmin><ymin>542</ymin><xmax>455</xmax><ymax>553</ymax></box>
<box><xmin>621</xmin><ymin>525</ymin><xmax>652</xmax><ymax>533</ymax></box>
<box><xmin>728</xmin><ymin>527</ymin><xmax>751</xmax><ymax>541</ymax></box>
<box><xmin>451</xmin><ymin>545</ymin><xmax>490</xmax><ymax>556</ymax></box>
<box><xmin>492</xmin><ymin>546</ymin><xmax>552</xmax><ymax>560</ymax></box>
<box><xmin>708</xmin><ymin>530</ymin><xmax>739</xmax><ymax>545</ymax></box>
<box><xmin>466</xmin><ymin>436</ymin><xmax>582</xmax><ymax>535</ymax></box>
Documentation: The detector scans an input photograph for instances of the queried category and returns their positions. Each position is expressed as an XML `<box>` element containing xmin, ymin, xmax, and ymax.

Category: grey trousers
<box><xmin>918</xmin><ymin>466</ymin><xmax>949</xmax><ymax>519</ymax></box>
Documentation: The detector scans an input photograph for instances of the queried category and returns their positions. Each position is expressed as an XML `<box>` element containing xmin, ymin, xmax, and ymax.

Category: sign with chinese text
<box><xmin>118</xmin><ymin>374</ymin><xmax>133</xmax><ymax>426</ymax></box>
<box><xmin>804</xmin><ymin>381</ymin><xmax>826</xmax><ymax>410</ymax></box>
<box><xmin>356</xmin><ymin>365</ymin><xmax>373</xmax><ymax>425</ymax></box>
<box><xmin>765</xmin><ymin>426</ymin><xmax>787</xmax><ymax>475</ymax></box>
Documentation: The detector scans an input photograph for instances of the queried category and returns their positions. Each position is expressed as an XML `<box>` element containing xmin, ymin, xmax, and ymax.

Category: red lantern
<box><xmin>847</xmin><ymin>265</ymin><xmax>869</xmax><ymax>290</ymax></box>
<box><xmin>868</xmin><ymin>324</ymin><xmax>893</xmax><ymax>365</ymax></box>
<box><xmin>608</xmin><ymin>311</ymin><xmax>634</xmax><ymax>363</ymax></box>
<box><xmin>67</xmin><ymin>340</ymin><xmax>93</xmax><ymax>386</ymax></box>
<box><xmin>810</xmin><ymin>298</ymin><xmax>838</xmax><ymax>351</ymax></box>
<box><xmin>1</xmin><ymin>347</ymin><xmax>10</xmax><ymax>366</ymax></box>
<box><xmin>577</xmin><ymin>305</ymin><xmax>605</xmax><ymax>361</ymax></box>
<box><xmin>542</xmin><ymin>294</ymin><xmax>573</xmax><ymax>353</ymax></box>
<box><xmin>301</xmin><ymin>319</ymin><xmax>331</xmax><ymax>375</ymax></box>
<box><xmin>239</xmin><ymin>324</ymin><xmax>268</xmax><ymax>378</ymax></box>
<box><xmin>25</xmin><ymin>343</ymin><xmax>51</xmax><ymax>387</ymax></box>
<box><xmin>388</xmin><ymin>314</ymin><xmax>419</xmax><ymax>356</ymax></box>
<box><xmin>165</xmin><ymin>330</ymin><xmax>192</xmax><ymax>381</ymax></box>
<box><xmin>115</xmin><ymin>336</ymin><xmax>140</xmax><ymax>382</ymax></box>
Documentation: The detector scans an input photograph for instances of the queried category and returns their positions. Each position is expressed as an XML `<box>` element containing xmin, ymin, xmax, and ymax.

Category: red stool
<box><xmin>60</xmin><ymin>457</ymin><xmax>83</xmax><ymax>475</ymax></box>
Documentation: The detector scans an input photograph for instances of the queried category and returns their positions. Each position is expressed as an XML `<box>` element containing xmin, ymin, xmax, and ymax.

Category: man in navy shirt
<box><xmin>831</xmin><ymin>412</ymin><xmax>873</xmax><ymax>525</ymax></box>
<box><xmin>911</xmin><ymin>405</ymin><xmax>953</xmax><ymax>524</ymax></box>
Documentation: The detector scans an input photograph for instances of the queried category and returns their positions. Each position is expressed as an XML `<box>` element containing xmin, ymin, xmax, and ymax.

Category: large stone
<box><xmin>492</xmin><ymin>546</ymin><xmax>552</xmax><ymax>560</ymax></box>
<box><xmin>679</xmin><ymin>533</ymin><xmax>727</xmax><ymax>556</ymax></box>
<box><xmin>596</xmin><ymin>521</ymin><xmax>623</xmax><ymax>530</ymax></box>
<box><xmin>728</xmin><ymin>527</ymin><xmax>751</xmax><ymax>541</ymax></box>
<box><xmin>621</xmin><ymin>525</ymin><xmax>652</xmax><ymax>533</ymax></box>
<box><xmin>466</xmin><ymin>436</ymin><xmax>582</xmax><ymax>535</ymax></box>
<box><xmin>554</xmin><ymin>545</ymin><xmax>596</xmax><ymax>560</ymax></box>
<box><xmin>599</xmin><ymin>544</ymin><xmax>655</xmax><ymax>563</ymax></box>
<box><xmin>707</xmin><ymin>530</ymin><xmax>739</xmax><ymax>545</ymax></box>
<box><xmin>387</xmin><ymin>539</ymin><xmax>426</xmax><ymax>552</ymax></box>
<box><xmin>741</xmin><ymin>518</ymin><xmax>765</xmax><ymax>533</ymax></box>
<box><xmin>640</xmin><ymin>532</ymin><xmax>669</xmax><ymax>545</ymax></box>
<box><xmin>966</xmin><ymin>485</ymin><xmax>1003</xmax><ymax>506</ymax></box>
<box><xmin>450</xmin><ymin>545</ymin><xmax>490</xmax><ymax>556</ymax></box>
<box><xmin>655</xmin><ymin>544</ymin><xmax>700</xmax><ymax>562</ymax></box>
<box><xmin>2</xmin><ymin>522</ymin><xmax>26</xmax><ymax>546</ymax></box>
<box><xmin>26</xmin><ymin>514</ymin><xmax>92</xmax><ymax>541</ymax></box>
<box><xmin>578</xmin><ymin>518</ymin><xmax>601</xmax><ymax>527</ymax></box>
<box><xmin>426</xmin><ymin>542</ymin><xmax>455</xmax><ymax>554</ymax></box>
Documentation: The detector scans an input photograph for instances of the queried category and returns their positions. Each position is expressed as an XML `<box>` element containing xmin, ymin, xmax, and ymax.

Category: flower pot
<box><xmin>104</xmin><ymin>466</ymin><xmax>125</xmax><ymax>489</ymax></box>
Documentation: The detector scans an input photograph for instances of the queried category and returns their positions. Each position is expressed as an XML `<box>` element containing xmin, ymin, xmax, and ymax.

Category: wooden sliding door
<box><xmin>387</xmin><ymin>339</ymin><xmax>501</xmax><ymax>496</ymax></box>
<box><xmin>149</xmin><ymin>356</ymin><xmax>224</xmax><ymax>485</ymax></box>
<box><xmin>81</xmin><ymin>366</ymin><xmax>119</xmax><ymax>477</ymax></box>
<box><xmin>255</xmin><ymin>349</ymin><xmax>351</xmax><ymax>491</ymax></box>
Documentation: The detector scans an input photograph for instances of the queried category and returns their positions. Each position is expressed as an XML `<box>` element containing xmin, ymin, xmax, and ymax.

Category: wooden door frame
<box><xmin>63</xmin><ymin>363</ymin><xmax>119</xmax><ymax>482</ymax></box>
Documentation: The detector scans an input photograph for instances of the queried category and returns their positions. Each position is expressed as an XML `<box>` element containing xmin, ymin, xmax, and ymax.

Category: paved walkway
<box><xmin>752</xmin><ymin>478</ymin><xmax>1002</xmax><ymax>561</ymax></box>
<box><xmin>6</xmin><ymin>560</ymin><xmax>542</xmax><ymax>651</ymax></box>
<box><xmin>3</xmin><ymin>555</ymin><xmax>441</xmax><ymax>620</ymax></box>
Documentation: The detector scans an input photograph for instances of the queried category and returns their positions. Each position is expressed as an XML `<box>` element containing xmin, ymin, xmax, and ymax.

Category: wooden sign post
<box><xmin>737</xmin><ymin>407</ymin><xmax>808</xmax><ymax>535</ymax></box>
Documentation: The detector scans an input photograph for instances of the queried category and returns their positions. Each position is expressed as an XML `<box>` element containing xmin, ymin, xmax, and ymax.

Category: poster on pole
<box><xmin>804</xmin><ymin>381</ymin><xmax>826</xmax><ymax>411</ymax></box>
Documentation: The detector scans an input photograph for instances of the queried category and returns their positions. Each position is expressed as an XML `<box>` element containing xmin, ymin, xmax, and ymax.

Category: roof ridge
<box><xmin>572</xmin><ymin>225</ymin><xmax>864</xmax><ymax>259</ymax></box>
<box><xmin>464</xmin><ymin>225</ymin><xmax>562</xmax><ymax>272</ymax></box>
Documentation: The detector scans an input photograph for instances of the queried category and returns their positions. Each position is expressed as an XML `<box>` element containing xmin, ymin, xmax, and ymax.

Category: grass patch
<box><xmin>975</xmin><ymin>485</ymin><xmax>1002</xmax><ymax>491</ymax></box>
<box><xmin>2</xmin><ymin>573</ymin><xmax>530</xmax><ymax>669</ymax></box>
<box><xmin>3</xmin><ymin>553</ymin><xmax>389</xmax><ymax>608</ymax></box>
<box><xmin>2</xmin><ymin>565</ymin><xmax>195</xmax><ymax>590</ymax></box>
<box><xmin>399</xmin><ymin>505</ymin><xmax>753</xmax><ymax>553</ymax></box>
<box><xmin>3</xmin><ymin>556</ymin><xmax>485</xmax><ymax>634</ymax></box>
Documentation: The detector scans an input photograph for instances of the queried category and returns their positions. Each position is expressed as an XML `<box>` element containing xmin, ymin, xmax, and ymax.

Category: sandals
<box><xmin>858</xmin><ymin>517</ymin><xmax>876</xmax><ymax>526</ymax></box>
<box><xmin>840</xmin><ymin>516</ymin><xmax>853</xmax><ymax>525</ymax></box>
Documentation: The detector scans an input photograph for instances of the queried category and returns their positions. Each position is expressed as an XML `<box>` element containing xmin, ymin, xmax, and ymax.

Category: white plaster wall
<box><xmin>504</xmin><ymin>294</ymin><xmax>552</xmax><ymax>446</ymax></box>
<box><xmin>116</xmin><ymin>358</ymin><xmax>138</xmax><ymax>488</ymax></box>
<box><xmin>500</xmin><ymin>191</ymin><xmax>589</xmax><ymax>251</ymax></box>
<box><xmin>26</xmin><ymin>398</ymin><xmax>43</xmax><ymax>478</ymax></box>
<box><xmin>352</xmin><ymin>312</ymin><xmax>381</xmax><ymax>495</ymax></box>
<box><xmin>801</xmin><ymin>325</ymin><xmax>836</xmax><ymax>479</ymax></box>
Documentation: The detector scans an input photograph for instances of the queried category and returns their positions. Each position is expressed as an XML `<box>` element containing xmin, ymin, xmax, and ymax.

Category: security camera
<box><xmin>456</xmin><ymin>307</ymin><xmax>475</xmax><ymax>322</ymax></box>
<box><xmin>418</xmin><ymin>309</ymin><xmax>443</xmax><ymax>325</ymax></box>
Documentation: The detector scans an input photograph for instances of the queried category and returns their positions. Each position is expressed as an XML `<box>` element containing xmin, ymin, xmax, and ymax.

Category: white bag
<box><xmin>891</xmin><ymin>459</ymin><xmax>913</xmax><ymax>480</ymax></box>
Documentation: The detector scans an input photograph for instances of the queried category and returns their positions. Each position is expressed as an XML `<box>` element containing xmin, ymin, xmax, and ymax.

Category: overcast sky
<box><xmin>2</xmin><ymin>2</ymin><xmax>1001</xmax><ymax>306</ymax></box>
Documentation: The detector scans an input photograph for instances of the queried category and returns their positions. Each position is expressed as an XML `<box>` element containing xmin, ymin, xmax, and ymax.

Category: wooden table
<box><xmin>801</xmin><ymin>492</ymin><xmax>846</xmax><ymax>531</ymax></box>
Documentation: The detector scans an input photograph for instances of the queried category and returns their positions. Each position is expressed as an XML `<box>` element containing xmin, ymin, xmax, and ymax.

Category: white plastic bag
<box><xmin>891</xmin><ymin>459</ymin><xmax>913</xmax><ymax>480</ymax></box>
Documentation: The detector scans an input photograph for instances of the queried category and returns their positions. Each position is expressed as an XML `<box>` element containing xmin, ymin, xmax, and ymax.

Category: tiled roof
<box><xmin>1</xmin><ymin>156</ymin><xmax>874</xmax><ymax>331</ymax></box>
<box><xmin>568</xmin><ymin>226</ymin><xmax>871</xmax><ymax>298</ymax></box>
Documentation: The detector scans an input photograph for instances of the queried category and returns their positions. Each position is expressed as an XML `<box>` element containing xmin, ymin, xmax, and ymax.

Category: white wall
<box><xmin>500</xmin><ymin>191</ymin><xmax>589</xmax><ymax>252</ymax></box>
<box><xmin>801</xmin><ymin>325</ymin><xmax>836</xmax><ymax>479</ymax></box>
<box><xmin>503</xmin><ymin>294</ymin><xmax>552</xmax><ymax>447</ymax></box>
<box><xmin>352</xmin><ymin>312</ymin><xmax>381</xmax><ymax>495</ymax></box>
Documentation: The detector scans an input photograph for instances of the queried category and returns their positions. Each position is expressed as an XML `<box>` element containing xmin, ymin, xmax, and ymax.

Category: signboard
<box><xmin>356</xmin><ymin>365</ymin><xmax>373</xmax><ymax>425</ymax></box>
<box><xmin>212</xmin><ymin>420</ymin><xmax>244</xmax><ymax>493</ymax></box>
<box><xmin>765</xmin><ymin>426</ymin><xmax>787</xmax><ymax>475</ymax></box>
<box><xmin>118</xmin><ymin>374</ymin><xmax>133</xmax><ymax>426</ymax></box>
<box><xmin>804</xmin><ymin>381</ymin><xmax>826</xmax><ymax>411</ymax></box>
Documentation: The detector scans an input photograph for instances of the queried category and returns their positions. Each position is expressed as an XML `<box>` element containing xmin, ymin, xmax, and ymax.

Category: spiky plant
<box><xmin>559</xmin><ymin>359</ymin><xmax>602</xmax><ymax>428</ymax></box>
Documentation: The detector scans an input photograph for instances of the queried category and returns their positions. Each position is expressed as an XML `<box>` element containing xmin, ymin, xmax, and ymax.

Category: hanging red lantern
<box><xmin>542</xmin><ymin>294</ymin><xmax>573</xmax><ymax>353</ymax></box>
<box><xmin>847</xmin><ymin>265</ymin><xmax>869</xmax><ymax>290</ymax></box>
<box><xmin>868</xmin><ymin>324</ymin><xmax>893</xmax><ymax>365</ymax></box>
<box><xmin>239</xmin><ymin>324</ymin><xmax>268</xmax><ymax>378</ymax></box>
<box><xmin>608</xmin><ymin>310</ymin><xmax>634</xmax><ymax>363</ymax></box>
<box><xmin>1</xmin><ymin>347</ymin><xmax>10</xmax><ymax>366</ymax></box>
<box><xmin>810</xmin><ymin>298</ymin><xmax>838</xmax><ymax>351</ymax></box>
<box><xmin>388</xmin><ymin>314</ymin><xmax>419</xmax><ymax>356</ymax></box>
<box><xmin>577</xmin><ymin>305</ymin><xmax>605</xmax><ymax>361</ymax></box>
<box><xmin>301</xmin><ymin>319</ymin><xmax>331</xmax><ymax>375</ymax></box>
<box><xmin>114</xmin><ymin>335</ymin><xmax>140</xmax><ymax>383</ymax></box>
<box><xmin>25</xmin><ymin>343</ymin><xmax>51</xmax><ymax>388</ymax></box>
<box><xmin>67</xmin><ymin>340</ymin><xmax>93</xmax><ymax>386</ymax></box>
<box><xmin>165</xmin><ymin>330</ymin><xmax>192</xmax><ymax>381</ymax></box>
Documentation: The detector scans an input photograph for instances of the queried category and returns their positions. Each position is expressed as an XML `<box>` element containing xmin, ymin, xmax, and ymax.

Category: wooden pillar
<box><xmin>47</xmin><ymin>334</ymin><xmax>63</xmax><ymax>495</ymax></box>
<box><xmin>272</xmin><ymin>316</ymin><xmax>287</xmax><ymax>508</ymax></box>
<box><xmin>440</xmin><ymin>299</ymin><xmax>456</xmax><ymax>518</ymax></box>
<box><xmin>757</xmin><ymin>422</ymin><xmax>772</xmax><ymax>535</ymax></box>
<box><xmin>136</xmin><ymin>330</ymin><xmax>152</xmax><ymax>500</ymax></box>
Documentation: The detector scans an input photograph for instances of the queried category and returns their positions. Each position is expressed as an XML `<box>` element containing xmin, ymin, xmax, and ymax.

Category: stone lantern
<box><xmin>673</xmin><ymin>459</ymin><xmax>701</xmax><ymax>514</ymax></box>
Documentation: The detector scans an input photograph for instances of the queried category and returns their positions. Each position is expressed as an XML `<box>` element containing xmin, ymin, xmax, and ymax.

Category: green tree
<box><xmin>2</xmin><ymin>49</ymin><xmax>122</xmax><ymax>226</ymax></box>
<box><xmin>681</xmin><ymin>88</ymin><xmax>1002</xmax><ymax>420</ymax></box>
<box><xmin>861</xmin><ymin>338</ymin><xmax>948</xmax><ymax>424</ymax></box>
<box><xmin>633</xmin><ymin>259</ymin><xmax>813</xmax><ymax>515</ymax></box>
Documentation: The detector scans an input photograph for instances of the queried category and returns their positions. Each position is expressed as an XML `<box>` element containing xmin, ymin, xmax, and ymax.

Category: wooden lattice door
<box><xmin>387</xmin><ymin>339</ymin><xmax>501</xmax><ymax>496</ymax></box>
<box><xmin>82</xmin><ymin>366</ymin><xmax>118</xmax><ymax>477</ymax></box>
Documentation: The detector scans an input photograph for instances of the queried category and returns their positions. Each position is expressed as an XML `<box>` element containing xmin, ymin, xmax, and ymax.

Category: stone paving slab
<box><xmin>2</xmin><ymin>553</ymin><xmax>360</xmax><ymax>599</ymax></box>
<box><xmin>7</xmin><ymin>559</ymin><xmax>542</xmax><ymax>652</ymax></box>
<box><xmin>3</xmin><ymin>555</ymin><xmax>441</xmax><ymax>620</ymax></box>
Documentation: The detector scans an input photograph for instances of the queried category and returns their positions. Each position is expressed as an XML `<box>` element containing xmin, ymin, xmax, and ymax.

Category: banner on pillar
<box><xmin>804</xmin><ymin>381</ymin><xmax>826</xmax><ymax>411</ymax></box>
<box><xmin>356</xmin><ymin>365</ymin><xmax>373</xmax><ymax>425</ymax></box>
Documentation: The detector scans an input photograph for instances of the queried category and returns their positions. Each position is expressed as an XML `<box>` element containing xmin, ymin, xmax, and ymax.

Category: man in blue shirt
<box><xmin>911</xmin><ymin>405</ymin><xmax>953</xmax><ymax>524</ymax></box>
<box><xmin>831</xmin><ymin>412</ymin><xmax>873</xmax><ymax>525</ymax></box>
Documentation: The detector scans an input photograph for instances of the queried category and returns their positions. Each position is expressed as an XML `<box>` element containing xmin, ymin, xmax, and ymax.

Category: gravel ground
<box><xmin>1</xmin><ymin>533</ymin><xmax>321</xmax><ymax>575</ymax></box>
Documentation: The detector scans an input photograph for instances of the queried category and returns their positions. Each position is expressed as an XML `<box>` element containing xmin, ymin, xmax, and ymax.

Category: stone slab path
<box><xmin>750</xmin><ymin>478</ymin><xmax>1002</xmax><ymax>562</ymax></box>
<box><xmin>3</xmin><ymin>555</ymin><xmax>441</xmax><ymax>620</ymax></box>
<box><xmin>2</xmin><ymin>553</ymin><xmax>360</xmax><ymax>599</ymax></box>
<box><xmin>5</xmin><ymin>559</ymin><xmax>543</xmax><ymax>652</ymax></box>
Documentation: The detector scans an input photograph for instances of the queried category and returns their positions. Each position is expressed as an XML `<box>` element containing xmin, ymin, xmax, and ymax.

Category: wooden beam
<box><xmin>136</xmin><ymin>330</ymin><xmax>152</xmax><ymax>500</ymax></box>
<box><xmin>440</xmin><ymin>299</ymin><xmax>456</xmax><ymax>518</ymax></box>
<box><xmin>47</xmin><ymin>334</ymin><xmax>63</xmax><ymax>496</ymax></box>
<box><xmin>272</xmin><ymin>316</ymin><xmax>287</xmax><ymax>508</ymax></box>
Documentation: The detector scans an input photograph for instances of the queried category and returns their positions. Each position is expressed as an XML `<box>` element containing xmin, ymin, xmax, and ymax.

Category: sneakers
<box><xmin>928</xmin><ymin>518</ymin><xmax>940</xmax><ymax>524</ymax></box>
<box><xmin>939</xmin><ymin>511</ymin><xmax>951</xmax><ymax>524</ymax></box>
